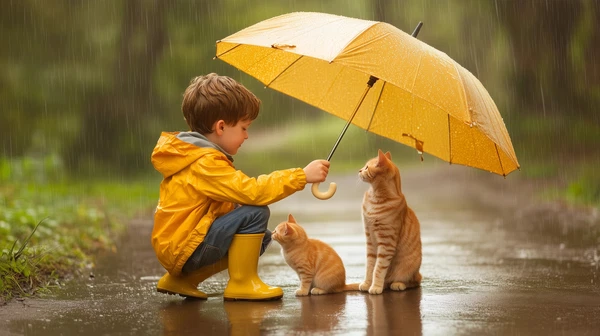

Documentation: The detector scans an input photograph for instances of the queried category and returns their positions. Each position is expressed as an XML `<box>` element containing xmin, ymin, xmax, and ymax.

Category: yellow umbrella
<box><xmin>215</xmin><ymin>12</ymin><xmax>520</xmax><ymax>199</ymax></box>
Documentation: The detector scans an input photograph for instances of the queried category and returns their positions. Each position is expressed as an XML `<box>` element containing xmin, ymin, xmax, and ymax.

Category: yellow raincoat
<box><xmin>151</xmin><ymin>131</ymin><xmax>307</xmax><ymax>275</ymax></box>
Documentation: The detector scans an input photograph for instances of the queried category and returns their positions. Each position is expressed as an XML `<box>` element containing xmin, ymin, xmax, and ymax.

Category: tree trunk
<box><xmin>66</xmin><ymin>0</ymin><xmax>169</xmax><ymax>175</ymax></box>
<box><xmin>496</xmin><ymin>0</ymin><xmax>599</xmax><ymax>116</ymax></box>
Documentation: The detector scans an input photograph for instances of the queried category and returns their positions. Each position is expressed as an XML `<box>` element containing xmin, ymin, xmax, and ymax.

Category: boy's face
<box><xmin>214</xmin><ymin>119</ymin><xmax>251</xmax><ymax>155</ymax></box>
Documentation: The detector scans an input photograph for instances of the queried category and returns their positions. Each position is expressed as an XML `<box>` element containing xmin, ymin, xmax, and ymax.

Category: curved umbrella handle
<box><xmin>311</xmin><ymin>182</ymin><xmax>337</xmax><ymax>200</ymax></box>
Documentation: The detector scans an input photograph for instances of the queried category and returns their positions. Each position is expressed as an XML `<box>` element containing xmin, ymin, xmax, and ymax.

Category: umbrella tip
<box><xmin>411</xmin><ymin>21</ymin><xmax>423</xmax><ymax>38</ymax></box>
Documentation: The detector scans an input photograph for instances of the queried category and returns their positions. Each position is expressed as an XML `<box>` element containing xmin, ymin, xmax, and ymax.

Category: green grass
<box><xmin>0</xmin><ymin>163</ymin><xmax>159</xmax><ymax>302</ymax></box>
<box><xmin>546</xmin><ymin>160</ymin><xmax>600</xmax><ymax>207</ymax></box>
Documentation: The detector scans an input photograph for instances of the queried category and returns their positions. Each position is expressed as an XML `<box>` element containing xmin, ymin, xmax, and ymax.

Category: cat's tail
<box><xmin>342</xmin><ymin>283</ymin><xmax>361</xmax><ymax>292</ymax></box>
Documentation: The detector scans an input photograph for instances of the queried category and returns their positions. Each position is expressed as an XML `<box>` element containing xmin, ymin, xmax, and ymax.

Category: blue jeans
<box><xmin>181</xmin><ymin>205</ymin><xmax>271</xmax><ymax>274</ymax></box>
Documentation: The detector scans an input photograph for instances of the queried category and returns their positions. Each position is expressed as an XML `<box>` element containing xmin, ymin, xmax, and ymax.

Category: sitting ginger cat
<box><xmin>272</xmin><ymin>214</ymin><xmax>359</xmax><ymax>296</ymax></box>
<box><xmin>359</xmin><ymin>149</ymin><xmax>422</xmax><ymax>294</ymax></box>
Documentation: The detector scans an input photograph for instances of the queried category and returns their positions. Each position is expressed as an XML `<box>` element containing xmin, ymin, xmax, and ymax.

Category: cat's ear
<box><xmin>288</xmin><ymin>214</ymin><xmax>297</xmax><ymax>224</ymax></box>
<box><xmin>377</xmin><ymin>149</ymin><xmax>388</xmax><ymax>162</ymax></box>
<box><xmin>385</xmin><ymin>151</ymin><xmax>392</xmax><ymax>160</ymax></box>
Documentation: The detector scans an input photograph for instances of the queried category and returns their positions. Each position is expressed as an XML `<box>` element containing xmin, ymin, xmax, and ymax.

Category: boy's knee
<box><xmin>254</xmin><ymin>205</ymin><xmax>270</xmax><ymax>222</ymax></box>
<box><xmin>237</xmin><ymin>205</ymin><xmax>270</xmax><ymax>233</ymax></box>
<box><xmin>252</xmin><ymin>205</ymin><xmax>270</xmax><ymax>231</ymax></box>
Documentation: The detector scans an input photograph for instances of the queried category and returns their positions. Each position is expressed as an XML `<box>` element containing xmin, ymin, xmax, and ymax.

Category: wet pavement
<box><xmin>1</xmin><ymin>166</ymin><xmax>599</xmax><ymax>335</ymax></box>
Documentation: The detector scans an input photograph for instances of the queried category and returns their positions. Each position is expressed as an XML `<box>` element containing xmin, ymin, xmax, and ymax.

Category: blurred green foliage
<box><xmin>2</xmin><ymin>0</ymin><xmax>598</xmax><ymax>177</ymax></box>
<box><xmin>0</xmin><ymin>156</ymin><xmax>159</xmax><ymax>300</ymax></box>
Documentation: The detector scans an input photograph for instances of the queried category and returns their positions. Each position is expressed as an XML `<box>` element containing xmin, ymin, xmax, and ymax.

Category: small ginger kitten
<box><xmin>272</xmin><ymin>214</ymin><xmax>359</xmax><ymax>296</ymax></box>
<box><xmin>358</xmin><ymin>149</ymin><xmax>422</xmax><ymax>294</ymax></box>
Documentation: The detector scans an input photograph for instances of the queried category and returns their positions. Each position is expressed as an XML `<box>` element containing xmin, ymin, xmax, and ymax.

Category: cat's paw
<box><xmin>310</xmin><ymin>288</ymin><xmax>327</xmax><ymax>295</ymax></box>
<box><xmin>295</xmin><ymin>288</ymin><xmax>310</xmax><ymax>296</ymax></box>
<box><xmin>368</xmin><ymin>285</ymin><xmax>384</xmax><ymax>295</ymax></box>
<box><xmin>359</xmin><ymin>282</ymin><xmax>371</xmax><ymax>292</ymax></box>
<box><xmin>390</xmin><ymin>282</ymin><xmax>407</xmax><ymax>291</ymax></box>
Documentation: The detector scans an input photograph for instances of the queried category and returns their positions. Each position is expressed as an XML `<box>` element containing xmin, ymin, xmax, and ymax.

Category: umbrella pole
<box><xmin>314</xmin><ymin>21</ymin><xmax>423</xmax><ymax>200</ymax></box>
<box><xmin>312</xmin><ymin>75</ymin><xmax>378</xmax><ymax>200</ymax></box>
<box><xmin>326</xmin><ymin>75</ymin><xmax>379</xmax><ymax>161</ymax></box>
<box><xmin>326</xmin><ymin>21</ymin><xmax>423</xmax><ymax>161</ymax></box>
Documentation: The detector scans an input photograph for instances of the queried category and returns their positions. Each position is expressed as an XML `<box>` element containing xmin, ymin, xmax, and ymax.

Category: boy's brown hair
<box><xmin>182</xmin><ymin>73</ymin><xmax>261</xmax><ymax>134</ymax></box>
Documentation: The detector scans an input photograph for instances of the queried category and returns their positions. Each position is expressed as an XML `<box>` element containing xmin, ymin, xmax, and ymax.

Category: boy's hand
<box><xmin>303</xmin><ymin>160</ymin><xmax>330</xmax><ymax>183</ymax></box>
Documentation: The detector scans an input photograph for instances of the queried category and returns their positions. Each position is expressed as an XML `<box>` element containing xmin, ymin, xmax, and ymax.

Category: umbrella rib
<box><xmin>451</xmin><ymin>61</ymin><xmax>472</xmax><ymax>123</ymax></box>
<box><xmin>452</xmin><ymin>62</ymin><xmax>519</xmax><ymax>172</ymax></box>
<box><xmin>366</xmin><ymin>81</ymin><xmax>386</xmax><ymax>132</ymax></box>
<box><xmin>306</xmin><ymin>19</ymin><xmax>378</xmax><ymax>62</ymax></box>
<box><xmin>462</xmin><ymin>65</ymin><xmax>520</xmax><ymax>169</ymax></box>
<box><xmin>447</xmin><ymin>112</ymin><xmax>519</xmax><ymax>176</ymax></box>
<box><xmin>215</xmin><ymin>43</ymin><xmax>241</xmax><ymax>59</ymax></box>
<box><xmin>265</xmin><ymin>55</ymin><xmax>304</xmax><ymax>87</ymax></box>
<box><xmin>471</xmin><ymin>72</ymin><xmax>519</xmax><ymax>167</ymax></box>
<box><xmin>409</xmin><ymin>45</ymin><xmax>423</xmax><ymax>140</ymax></box>
<box><xmin>341</xmin><ymin>27</ymin><xmax>390</xmax><ymax>56</ymax></box>
<box><xmin>447</xmin><ymin>114</ymin><xmax>452</xmax><ymax>164</ymax></box>
<box><xmin>494</xmin><ymin>144</ymin><xmax>506</xmax><ymax>177</ymax></box>
<box><xmin>410</xmin><ymin>48</ymin><xmax>424</xmax><ymax>94</ymax></box>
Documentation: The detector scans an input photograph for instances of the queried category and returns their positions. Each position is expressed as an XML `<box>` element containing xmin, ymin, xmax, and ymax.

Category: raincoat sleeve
<box><xmin>193</xmin><ymin>155</ymin><xmax>307</xmax><ymax>205</ymax></box>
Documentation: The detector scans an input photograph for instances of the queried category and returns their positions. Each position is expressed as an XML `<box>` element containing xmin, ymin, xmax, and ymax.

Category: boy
<box><xmin>151</xmin><ymin>73</ymin><xmax>330</xmax><ymax>301</ymax></box>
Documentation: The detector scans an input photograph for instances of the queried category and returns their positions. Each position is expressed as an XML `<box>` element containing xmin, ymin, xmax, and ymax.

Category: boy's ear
<box><xmin>214</xmin><ymin>120</ymin><xmax>226</xmax><ymax>135</ymax></box>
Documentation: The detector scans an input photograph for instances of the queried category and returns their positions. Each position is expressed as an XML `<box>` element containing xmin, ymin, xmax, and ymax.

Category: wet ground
<box><xmin>1</xmin><ymin>165</ymin><xmax>599</xmax><ymax>335</ymax></box>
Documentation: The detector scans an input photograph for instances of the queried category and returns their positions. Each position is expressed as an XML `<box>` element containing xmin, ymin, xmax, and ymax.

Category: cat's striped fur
<box><xmin>272</xmin><ymin>214</ymin><xmax>360</xmax><ymax>296</ymax></box>
<box><xmin>359</xmin><ymin>149</ymin><xmax>422</xmax><ymax>294</ymax></box>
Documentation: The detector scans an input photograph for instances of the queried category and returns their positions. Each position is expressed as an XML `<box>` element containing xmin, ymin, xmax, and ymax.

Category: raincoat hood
<box><xmin>151</xmin><ymin>131</ymin><xmax>233</xmax><ymax>178</ymax></box>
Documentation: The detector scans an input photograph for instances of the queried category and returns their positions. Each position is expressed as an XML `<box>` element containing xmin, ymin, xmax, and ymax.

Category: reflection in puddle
<box><xmin>365</xmin><ymin>289</ymin><xmax>422</xmax><ymax>336</ymax></box>
<box><xmin>159</xmin><ymin>299</ymin><xmax>226</xmax><ymax>335</ymax></box>
<box><xmin>224</xmin><ymin>300</ymin><xmax>283</xmax><ymax>335</ymax></box>
<box><xmin>293</xmin><ymin>293</ymin><xmax>347</xmax><ymax>333</ymax></box>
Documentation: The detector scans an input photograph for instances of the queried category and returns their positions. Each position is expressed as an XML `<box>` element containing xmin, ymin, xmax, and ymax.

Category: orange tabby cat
<box><xmin>358</xmin><ymin>149</ymin><xmax>422</xmax><ymax>294</ymax></box>
<box><xmin>272</xmin><ymin>214</ymin><xmax>359</xmax><ymax>296</ymax></box>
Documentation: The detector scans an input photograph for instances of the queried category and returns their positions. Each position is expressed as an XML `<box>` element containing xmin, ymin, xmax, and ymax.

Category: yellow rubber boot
<box><xmin>223</xmin><ymin>233</ymin><xmax>283</xmax><ymax>301</ymax></box>
<box><xmin>157</xmin><ymin>257</ymin><xmax>228</xmax><ymax>300</ymax></box>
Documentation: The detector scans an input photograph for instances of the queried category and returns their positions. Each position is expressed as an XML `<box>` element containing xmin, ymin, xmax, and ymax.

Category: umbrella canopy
<box><xmin>216</xmin><ymin>12</ymin><xmax>520</xmax><ymax>196</ymax></box>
